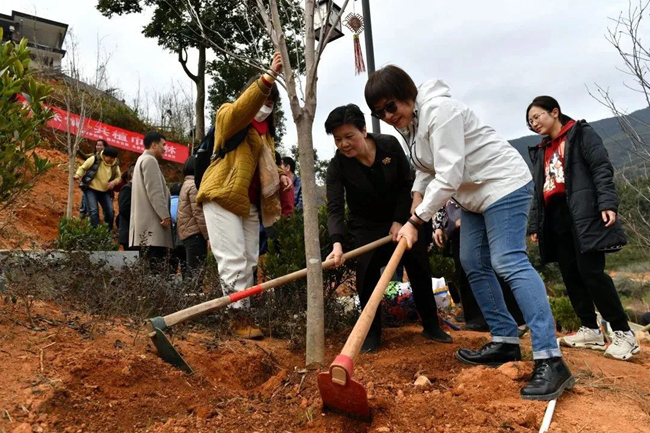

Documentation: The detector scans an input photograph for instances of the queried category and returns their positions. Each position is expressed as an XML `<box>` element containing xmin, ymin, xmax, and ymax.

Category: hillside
<box><xmin>509</xmin><ymin>107</ymin><xmax>650</xmax><ymax>176</ymax></box>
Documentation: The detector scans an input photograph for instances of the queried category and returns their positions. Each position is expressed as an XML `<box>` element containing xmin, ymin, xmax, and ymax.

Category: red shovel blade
<box><xmin>317</xmin><ymin>371</ymin><xmax>371</xmax><ymax>421</ymax></box>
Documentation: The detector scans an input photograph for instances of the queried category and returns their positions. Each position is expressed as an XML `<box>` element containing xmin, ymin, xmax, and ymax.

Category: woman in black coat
<box><xmin>526</xmin><ymin>96</ymin><xmax>638</xmax><ymax>361</ymax></box>
<box><xmin>324</xmin><ymin>104</ymin><xmax>452</xmax><ymax>353</ymax></box>
<box><xmin>117</xmin><ymin>167</ymin><xmax>136</xmax><ymax>251</ymax></box>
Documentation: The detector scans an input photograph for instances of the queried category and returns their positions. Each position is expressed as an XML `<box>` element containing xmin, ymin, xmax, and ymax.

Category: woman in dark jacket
<box><xmin>324</xmin><ymin>104</ymin><xmax>452</xmax><ymax>353</ymax></box>
<box><xmin>527</xmin><ymin>96</ymin><xmax>638</xmax><ymax>361</ymax></box>
<box><xmin>117</xmin><ymin>166</ymin><xmax>136</xmax><ymax>251</ymax></box>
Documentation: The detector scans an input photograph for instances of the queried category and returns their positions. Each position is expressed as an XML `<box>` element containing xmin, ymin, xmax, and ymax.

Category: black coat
<box><xmin>528</xmin><ymin>120</ymin><xmax>626</xmax><ymax>263</ymax></box>
<box><xmin>117</xmin><ymin>183</ymin><xmax>132</xmax><ymax>246</ymax></box>
<box><xmin>326</xmin><ymin>133</ymin><xmax>413</xmax><ymax>245</ymax></box>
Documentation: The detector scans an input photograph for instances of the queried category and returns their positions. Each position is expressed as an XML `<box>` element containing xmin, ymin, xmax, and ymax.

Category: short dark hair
<box><xmin>143</xmin><ymin>132</ymin><xmax>166</xmax><ymax>149</ymax></box>
<box><xmin>281</xmin><ymin>156</ymin><xmax>296</xmax><ymax>173</ymax></box>
<box><xmin>324</xmin><ymin>104</ymin><xmax>366</xmax><ymax>135</ymax></box>
<box><xmin>364</xmin><ymin>65</ymin><xmax>418</xmax><ymax>110</ymax></box>
<box><xmin>102</xmin><ymin>146</ymin><xmax>118</xmax><ymax>158</ymax></box>
<box><xmin>96</xmin><ymin>139</ymin><xmax>109</xmax><ymax>148</ymax></box>
<box><xmin>182</xmin><ymin>155</ymin><xmax>195</xmax><ymax>177</ymax></box>
<box><xmin>169</xmin><ymin>182</ymin><xmax>182</xmax><ymax>196</ymax></box>
<box><xmin>526</xmin><ymin>96</ymin><xmax>573</xmax><ymax>132</ymax></box>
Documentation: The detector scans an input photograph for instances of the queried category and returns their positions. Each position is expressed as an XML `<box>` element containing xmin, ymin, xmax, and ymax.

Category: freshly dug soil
<box><xmin>1</xmin><ymin>300</ymin><xmax>649</xmax><ymax>433</ymax></box>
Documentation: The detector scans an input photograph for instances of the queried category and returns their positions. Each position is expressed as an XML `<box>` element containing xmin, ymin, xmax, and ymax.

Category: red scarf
<box><xmin>251</xmin><ymin>119</ymin><xmax>268</xmax><ymax>135</ymax></box>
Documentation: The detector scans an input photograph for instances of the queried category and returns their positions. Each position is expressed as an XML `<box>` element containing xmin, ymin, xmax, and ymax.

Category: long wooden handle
<box><xmin>159</xmin><ymin>235</ymin><xmax>393</xmax><ymax>328</ymax></box>
<box><xmin>340</xmin><ymin>238</ymin><xmax>407</xmax><ymax>360</ymax></box>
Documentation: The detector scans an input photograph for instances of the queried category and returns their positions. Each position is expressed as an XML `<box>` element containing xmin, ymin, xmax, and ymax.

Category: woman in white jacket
<box><xmin>364</xmin><ymin>65</ymin><xmax>572</xmax><ymax>401</ymax></box>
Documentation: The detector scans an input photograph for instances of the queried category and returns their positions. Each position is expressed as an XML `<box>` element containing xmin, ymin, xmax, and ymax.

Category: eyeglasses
<box><xmin>371</xmin><ymin>100</ymin><xmax>398</xmax><ymax>119</ymax></box>
<box><xmin>528</xmin><ymin>111</ymin><xmax>549</xmax><ymax>126</ymax></box>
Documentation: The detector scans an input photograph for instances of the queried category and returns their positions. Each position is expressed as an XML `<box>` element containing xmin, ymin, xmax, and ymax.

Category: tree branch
<box><xmin>178</xmin><ymin>45</ymin><xmax>199</xmax><ymax>83</ymax></box>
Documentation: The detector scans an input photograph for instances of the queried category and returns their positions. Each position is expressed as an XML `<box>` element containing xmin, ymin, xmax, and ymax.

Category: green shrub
<box><xmin>428</xmin><ymin>246</ymin><xmax>455</xmax><ymax>283</ymax></box>
<box><xmin>258</xmin><ymin>206</ymin><xmax>358</xmax><ymax>345</ymax></box>
<box><xmin>0</xmin><ymin>31</ymin><xmax>54</xmax><ymax>209</ymax></box>
<box><xmin>56</xmin><ymin>217</ymin><xmax>118</xmax><ymax>251</ymax></box>
<box><xmin>549</xmin><ymin>296</ymin><xmax>581</xmax><ymax>332</ymax></box>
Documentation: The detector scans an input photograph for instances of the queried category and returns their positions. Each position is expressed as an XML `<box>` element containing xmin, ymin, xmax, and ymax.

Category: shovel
<box><xmin>318</xmin><ymin>238</ymin><xmax>408</xmax><ymax>420</ymax></box>
<box><xmin>147</xmin><ymin>235</ymin><xmax>392</xmax><ymax>373</ymax></box>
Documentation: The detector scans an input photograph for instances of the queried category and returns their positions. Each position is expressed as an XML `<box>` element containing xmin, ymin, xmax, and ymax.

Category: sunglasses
<box><xmin>371</xmin><ymin>100</ymin><xmax>398</xmax><ymax>119</ymax></box>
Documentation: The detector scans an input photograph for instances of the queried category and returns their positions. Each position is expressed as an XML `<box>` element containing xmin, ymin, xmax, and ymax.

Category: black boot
<box><xmin>422</xmin><ymin>323</ymin><xmax>453</xmax><ymax>343</ymax></box>
<box><xmin>456</xmin><ymin>342</ymin><xmax>522</xmax><ymax>367</ymax></box>
<box><xmin>520</xmin><ymin>357</ymin><xmax>574</xmax><ymax>401</ymax></box>
<box><xmin>361</xmin><ymin>328</ymin><xmax>380</xmax><ymax>354</ymax></box>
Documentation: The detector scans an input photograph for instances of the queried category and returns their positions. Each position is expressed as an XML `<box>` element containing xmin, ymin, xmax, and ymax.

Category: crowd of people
<box><xmin>74</xmin><ymin>51</ymin><xmax>641</xmax><ymax>403</ymax></box>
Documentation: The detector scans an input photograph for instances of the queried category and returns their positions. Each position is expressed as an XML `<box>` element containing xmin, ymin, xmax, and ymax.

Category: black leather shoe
<box><xmin>520</xmin><ymin>357</ymin><xmax>574</xmax><ymax>401</ymax></box>
<box><xmin>456</xmin><ymin>342</ymin><xmax>522</xmax><ymax>367</ymax></box>
<box><xmin>422</xmin><ymin>325</ymin><xmax>453</xmax><ymax>343</ymax></box>
<box><xmin>361</xmin><ymin>330</ymin><xmax>380</xmax><ymax>354</ymax></box>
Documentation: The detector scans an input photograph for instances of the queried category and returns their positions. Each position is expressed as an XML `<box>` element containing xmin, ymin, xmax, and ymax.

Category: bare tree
<box><xmin>589</xmin><ymin>0</ymin><xmax>650</xmax><ymax>252</ymax></box>
<box><xmin>51</xmin><ymin>32</ymin><xmax>108</xmax><ymax>218</ymax></box>
<box><xmin>186</xmin><ymin>0</ymin><xmax>349</xmax><ymax>364</ymax></box>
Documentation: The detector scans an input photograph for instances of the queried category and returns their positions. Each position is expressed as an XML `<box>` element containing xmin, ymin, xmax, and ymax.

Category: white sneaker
<box><xmin>605</xmin><ymin>331</ymin><xmax>641</xmax><ymax>361</ymax></box>
<box><xmin>559</xmin><ymin>327</ymin><xmax>606</xmax><ymax>350</ymax></box>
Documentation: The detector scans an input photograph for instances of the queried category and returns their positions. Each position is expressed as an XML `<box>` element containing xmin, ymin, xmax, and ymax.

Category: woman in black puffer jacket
<box><xmin>526</xmin><ymin>96</ymin><xmax>638</xmax><ymax>362</ymax></box>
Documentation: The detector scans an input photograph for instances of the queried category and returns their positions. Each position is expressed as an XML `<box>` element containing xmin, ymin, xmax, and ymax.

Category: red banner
<box><xmin>19</xmin><ymin>95</ymin><xmax>189</xmax><ymax>164</ymax></box>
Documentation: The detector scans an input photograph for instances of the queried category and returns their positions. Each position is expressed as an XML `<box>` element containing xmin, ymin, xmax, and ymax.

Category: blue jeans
<box><xmin>84</xmin><ymin>188</ymin><xmax>114</xmax><ymax>229</ymax></box>
<box><xmin>459</xmin><ymin>181</ymin><xmax>561</xmax><ymax>359</ymax></box>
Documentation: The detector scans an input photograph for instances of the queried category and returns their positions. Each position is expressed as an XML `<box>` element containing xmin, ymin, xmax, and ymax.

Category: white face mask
<box><xmin>254</xmin><ymin>104</ymin><xmax>274</xmax><ymax>122</ymax></box>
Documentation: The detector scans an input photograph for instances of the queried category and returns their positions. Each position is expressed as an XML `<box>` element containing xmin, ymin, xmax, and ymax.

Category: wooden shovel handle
<box><xmin>339</xmin><ymin>238</ymin><xmax>408</xmax><ymax>361</ymax></box>
<box><xmin>159</xmin><ymin>235</ymin><xmax>393</xmax><ymax>328</ymax></box>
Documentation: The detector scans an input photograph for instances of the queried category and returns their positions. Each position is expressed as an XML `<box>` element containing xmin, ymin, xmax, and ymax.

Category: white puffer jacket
<box><xmin>400</xmin><ymin>79</ymin><xmax>531</xmax><ymax>221</ymax></box>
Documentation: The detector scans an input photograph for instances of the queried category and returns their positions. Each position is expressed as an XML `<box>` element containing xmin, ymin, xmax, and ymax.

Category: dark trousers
<box><xmin>183</xmin><ymin>233</ymin><xmax>207</xmax><ymax>275</ymax></box>
<box><xmin>170</xmin><ymin>246</ymin><xmax>186</xmax><ymax>275</ymax></box>
<box><xmin>449</xmin><ymin>230</ymin><xmax>524</xmax><ymax>326</ymax></box>
<box><xmin>80</xmin><ymin>193</ymin><xmax>88</xmax><ymax>216</ymax></box>
<box><xmin>84</xmin><ymin>188</ymin><xmax>114</xmax><ymax>229</ymax></box>
<box><xmin>355</xmin><ymin>223</ymin><xmax>439</xmax><ymax>338</ymax></box>
<box><xmin>140</xmin><ymin>246</ymin><xmax>169</xmax><ymax>271</ymax></box>
<box><xmin>546</xmin><ymin>198</ymin><xmax>629</xmax><ymax>331</ymax></box>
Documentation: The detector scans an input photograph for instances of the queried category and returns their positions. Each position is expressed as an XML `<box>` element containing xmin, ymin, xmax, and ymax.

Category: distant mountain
<box><xmin>509</xmin><ymin>107</ymin><xmax>650</xmax><ymax>177</ymax></box>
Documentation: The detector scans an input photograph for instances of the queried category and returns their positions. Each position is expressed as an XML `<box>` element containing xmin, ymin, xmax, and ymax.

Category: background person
<box><xmin>281</xmin><ymin>156</ymin><xmax>302</xmax><ymax>210</ymax></box>
<box><xmin>526</xmin><ymin>96</ymin><xmax>638</xmax><ymax>361</ymax></box>
<box><xmin>75</xmin><ymin>145</ymin><xmax>121</xmax><ymax>229</ymax></box>
<box><xmin>196</xmin><ymin>52</ymin><xmax>291</xmax><ymax>339</ymax></box>
<box><xmin>365</xmin><ymin>65</ymin><xmax>572</xmax><ymax>401</ymax></box>
<box><xmin>324</xmin><ymin>103</ymin><xmax>452</xmax><ymax>353</ymax></box>
<box><xmin>169</xmin><ymin>182</ymin><xmax>186</xmax><ymax>276</ymax></box>
<box><xmin>177</xmin><ymin>156</ymin><xmax>209</xmax><ymax>277</ymax></box>
<box><xmin>80</xmin><ymin>139</ymin><xmax>107</xmax><ymax>218</ymax></box>
<box><xmin>129</xmin><ymin>132</ymin><xmax>173</xmax><ymax>268</ymax></box>
<box><xmin>433</xmin><ymin>202</ymin><xmax>526</xmax><ymax>333</ymax></box>
<box><xmin>116</xmin><ymin>166</ymin><xmax>136</xmax><ymax>251</ymax></box>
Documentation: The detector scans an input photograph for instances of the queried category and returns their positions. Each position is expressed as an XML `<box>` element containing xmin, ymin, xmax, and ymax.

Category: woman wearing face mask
<box><xmin>365</xmin><ymin>65</ymin><xmax>572</xmax><ymax>401</ymax></box>
<box><xmin>526</xmin><ymin>96</ymin><xmax>637</xmax><ymax>361</ymax></box>
<box><xmin>324</xmin><ymin>104</ymin><xmax>452</xmax><ymax>353</ymax></box>
<box><xmin>197</xmin><ymin>52</ymin><xmax>291</xmax><ymax>339</ymax></box>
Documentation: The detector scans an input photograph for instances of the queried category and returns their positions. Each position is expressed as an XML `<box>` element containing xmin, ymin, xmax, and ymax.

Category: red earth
<box><xmin>0</xmin><ymin>300</ymin><xmax>649</xmax><ymax>433</ymax></box>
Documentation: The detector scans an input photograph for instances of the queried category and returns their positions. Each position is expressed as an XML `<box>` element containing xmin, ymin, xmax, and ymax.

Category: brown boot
<box><xmin>233</xmin><ymin>325</ymin><xmax>264</xmax><ymax>340</ymax></box>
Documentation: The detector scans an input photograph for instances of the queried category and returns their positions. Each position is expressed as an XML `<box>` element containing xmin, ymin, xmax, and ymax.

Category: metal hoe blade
<box><xmin>317</xmin><ymin>371</ymin><xmax>371</xmax><ymax>421</ymax></box>
<box><xmin>149</xmin><ymin>320</ymin><xmax>193</xmax><ymax>374</ymax></box>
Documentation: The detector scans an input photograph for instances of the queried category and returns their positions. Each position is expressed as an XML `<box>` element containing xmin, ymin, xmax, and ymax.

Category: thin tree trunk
<box><xmin>296</xmin><ymin>114</ymin><xmax>324</xmax><ymax>366</ymax></box>
<box><xmin>66</xmin><ymin>154</ymin><xmax>75</xmax><ymax>218</ymax></box>
<box><xmin>195</xmin><ymin>43</ymin><xmax>206</xmax><ymax>142</ymax></box>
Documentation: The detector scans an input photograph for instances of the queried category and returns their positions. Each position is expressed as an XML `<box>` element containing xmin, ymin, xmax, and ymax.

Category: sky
<box><xmin>5</xmin><ymin>0</ymin><xmax>649</xmax><ymax>161</ymax></box>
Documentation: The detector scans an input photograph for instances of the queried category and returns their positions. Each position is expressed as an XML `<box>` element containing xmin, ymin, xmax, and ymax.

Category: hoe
<box><xmin>318</xmin><ymin>238</ymin><xmax>408</xmax><ymax>420</ymax></box>
<box><xmin>147</xmin><ymin>235</ymin><xmax>392</xmax><ymax>373</ymax></box>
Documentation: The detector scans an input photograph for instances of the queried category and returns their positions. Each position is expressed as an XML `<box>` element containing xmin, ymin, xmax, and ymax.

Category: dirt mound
<box><xmin>1</xmin><ymin>300</ymin><xmax>650</xmax><ymax>433</ymax></box>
